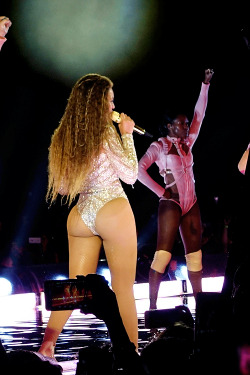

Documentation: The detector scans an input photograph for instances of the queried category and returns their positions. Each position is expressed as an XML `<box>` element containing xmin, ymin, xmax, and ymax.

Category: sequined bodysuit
<box><xmin>77</xmin><ymin>123</ymin><xmax>138</xmax><ymax>235</ymax></box>
<box><xmin>138</xmin><ymin>82</ymin><xmax>210</xmax><ymax>216</ymax></box>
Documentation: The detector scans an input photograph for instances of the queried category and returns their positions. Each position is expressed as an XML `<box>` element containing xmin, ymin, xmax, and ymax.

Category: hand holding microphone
<box><xmin>112</xmin><ymin>112</ymin><xmax>135</xmax><ymax>135</ymax></box>
<box><xmin>111</xmin><ymin>111</ymin><xmax>153</xmax><ymax>138</ymax></box>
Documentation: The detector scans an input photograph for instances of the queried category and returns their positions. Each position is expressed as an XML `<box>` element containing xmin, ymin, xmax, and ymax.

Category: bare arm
<box><xmin>238</xmin><ymin>143</ymin><xmax>250</xmax><ymax>175</ymax></box>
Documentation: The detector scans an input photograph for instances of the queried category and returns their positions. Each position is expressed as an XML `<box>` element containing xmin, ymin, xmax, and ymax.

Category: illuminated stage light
<box><xmin>98</xmin><ymin>267</ymin><xmax>111</xmax><ymax>286</ymax></box>
<box><xmin>0</xmin><ymin>277</ymin><xmax>13</xmax><ymax>296</ymax></box>
<box><xmin>53</xmin><ymin>274</ymin><xmax>68</xmax><ymax>281</ymax></box>
<box><xmin>0</xmin><ymin>293</ymin><xmax>38</xmax><ymax>325</ymax></box>
<box><xmin>13</xmin><ymin>0</ymin><xmax>159</xmax><ymax>85</ymax></box>
<box><xmin>175</xmin><ymin>264</ymin><xmax>188</xmax><ymax>280</ymax></box>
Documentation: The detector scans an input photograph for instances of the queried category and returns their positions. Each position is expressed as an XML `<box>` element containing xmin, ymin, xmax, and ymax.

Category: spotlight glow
<box><xmin>174</xmin><ymin>264</ymin><xmax>188</xmax><ymax>280</ymax></box>
<box><xmin>13</xmin><ymin>0</ymin><xmax>159</xmax><ymax>85</ymax></box>
<box><xmin>53</xmin><ymin>274</ymin><xmax>68</xmax><ymax>280</ymax></box>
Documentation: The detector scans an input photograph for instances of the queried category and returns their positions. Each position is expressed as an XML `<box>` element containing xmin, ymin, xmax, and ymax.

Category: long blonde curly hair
<box><xmin>46</xmin><ymin>73</ymin><xmax>113</xmax><ymax>206</ymax></box>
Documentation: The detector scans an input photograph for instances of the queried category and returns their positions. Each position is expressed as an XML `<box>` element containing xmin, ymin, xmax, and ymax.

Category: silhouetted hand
<box><xmin>204</xmin><ymin>68</ymin><xmax>214</xmax><ymax>84</ymax></box>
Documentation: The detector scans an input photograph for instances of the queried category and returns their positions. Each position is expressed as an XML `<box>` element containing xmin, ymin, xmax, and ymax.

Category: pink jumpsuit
<box><xmin>138</xmin><ymin>82</ymin><xmax>210</xmax><ymax>215</ymax></box>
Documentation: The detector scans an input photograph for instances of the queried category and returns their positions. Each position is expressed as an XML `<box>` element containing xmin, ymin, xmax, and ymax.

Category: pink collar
<box><xmin>167</xmin><ymin>136</ymin><xmax>182</xmax><ymax>143</ymax></box>
<box><xmin>167</xmin><ymin>135</ymin><xmax>190</xmax><ymax>147</ymax></box>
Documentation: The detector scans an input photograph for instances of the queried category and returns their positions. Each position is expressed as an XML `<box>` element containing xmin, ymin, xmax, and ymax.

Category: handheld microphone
<box><xmin>111</xmin><ymin>111</ymin><xmax>153</xmax><ymax>138</ymax></box>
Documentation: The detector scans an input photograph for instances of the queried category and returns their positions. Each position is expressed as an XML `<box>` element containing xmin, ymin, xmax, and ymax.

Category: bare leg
<box><xmin>96</xmin><ymin>197</ymin><xmax>138</xmax><ymax>349</ymax></box>
<box><xmin>39</xmin><ymin>206</ymin><xmax>102</xmax><ymax>357</ymax></box>
<box><xmin>39</xmin><ymin>197</ymin><xmax>138</xmax><ymax>354</ymax></box>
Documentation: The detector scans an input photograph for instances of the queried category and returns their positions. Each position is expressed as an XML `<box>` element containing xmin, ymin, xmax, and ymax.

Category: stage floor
<box><xmin>0</xmin><ymin>276</ymin><xmax>224</xmax><ymax>374</ymax></box>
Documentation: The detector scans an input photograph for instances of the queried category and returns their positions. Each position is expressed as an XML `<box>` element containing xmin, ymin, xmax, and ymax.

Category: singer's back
<box><xmin>39</xmin><ymin>73</ymin><xmax>140</xmax><ymax>356</ymax></box>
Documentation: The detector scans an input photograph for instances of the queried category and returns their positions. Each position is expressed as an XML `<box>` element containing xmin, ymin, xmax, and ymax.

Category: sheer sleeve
<box><xmin>188</xmin><ymin>82</ymin><xmax>210</xmax><ymax>147</ymax></box>
<box><xmin>138</xmin><ymin>142</ymin><xmax>165</xmax><ymax>197</ymax></box>
<box><xmin>103</xmin><ymin>124</ymin><xmax>138</xmax><ymax>184</ymax></box>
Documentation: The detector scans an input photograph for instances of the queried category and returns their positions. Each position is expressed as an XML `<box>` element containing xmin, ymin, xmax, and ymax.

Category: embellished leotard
<box><xmin>77</xmin><ymin>123</ymin><xmax>138</xmax><ymax>235</ymax></box>
<box><xmin>138</xmin><ymin>82</ymin><xmax>210</xmax><ymax>216</ymax></box>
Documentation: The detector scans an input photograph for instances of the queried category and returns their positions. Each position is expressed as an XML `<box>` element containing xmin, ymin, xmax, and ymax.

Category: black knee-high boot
<box><xmin>149</xmin><ymin>268</ymin><xmax>163</xmax><ymax>310</ymax></box>
<box><xmin>187</xmin><ymin>269</ymin><xmax>202</xmax><ymax>300</ymax></box>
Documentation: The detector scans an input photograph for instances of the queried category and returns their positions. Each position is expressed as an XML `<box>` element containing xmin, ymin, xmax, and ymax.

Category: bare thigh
<box><xmin>95</xmin><ymin>197</ymin><xmax>137</xmax><ymax>288</ymax></box>
<box><xmin>179</xmin><ymin>201</ymin><xmax>202</xmax><ymax>254</ymax></box>
<box><xmin>96</xmin><ymin>197</ymin><xmax>138</xmax><ymax>348</ymax></box>
<box><xmin>67</xmin><ymin>205</ymin><xmax>103</xmax><ymax>278</ymax></box>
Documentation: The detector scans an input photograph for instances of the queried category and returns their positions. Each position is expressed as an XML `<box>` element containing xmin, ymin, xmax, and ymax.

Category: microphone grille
<box><xmin>111</xmin><ymin>111</ymin><xmax>121</xmax><ymax>123</ymax></box>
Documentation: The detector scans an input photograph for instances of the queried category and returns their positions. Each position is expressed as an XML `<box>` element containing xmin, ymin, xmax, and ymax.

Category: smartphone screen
<box><xmin>44</xmin><ymin>279</ymin><xmax>92</xmax><ymax>311</ymax></box>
